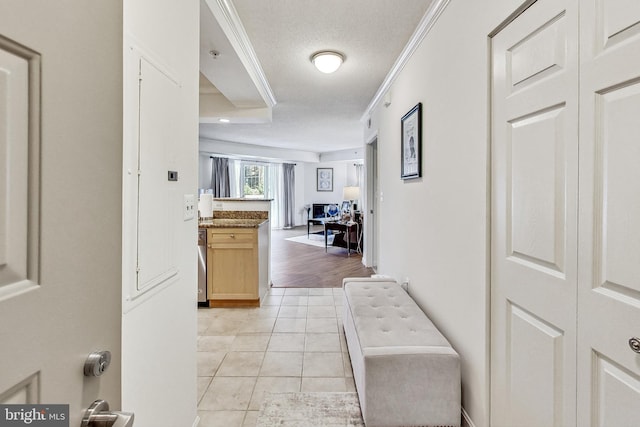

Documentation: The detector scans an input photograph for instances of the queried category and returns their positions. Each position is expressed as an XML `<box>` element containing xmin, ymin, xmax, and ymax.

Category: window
<box><xmin>241</xmin><ymin>163</ymin><xmax>265</xmax><ymax>198</ymax></box>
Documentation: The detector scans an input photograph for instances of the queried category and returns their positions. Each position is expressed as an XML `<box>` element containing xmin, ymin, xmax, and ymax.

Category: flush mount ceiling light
<box><xmin>311</xmin><ymin>51</ymin><xmax>344</xmax><ymax>74</ymax></box>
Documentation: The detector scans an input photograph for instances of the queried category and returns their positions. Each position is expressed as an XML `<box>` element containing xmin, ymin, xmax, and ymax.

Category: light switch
<box><xmin>184</xmin><ymin>194</ymin><xmax>195</xmax><ymax>221</ymax></box>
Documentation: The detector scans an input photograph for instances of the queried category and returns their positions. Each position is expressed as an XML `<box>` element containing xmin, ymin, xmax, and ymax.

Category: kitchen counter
<box><xmin>198</xmin><ymin>218</ymin><xmax>268</xmax><ymax>228</ymax></box>
<box><xmin>212</xmin><ymin>198</ymin><xmax>274</xmax><ymax>202</ymax></box>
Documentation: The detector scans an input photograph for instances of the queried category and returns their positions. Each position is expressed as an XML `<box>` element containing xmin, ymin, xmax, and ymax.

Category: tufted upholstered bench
<box><xmin>342</xmin><ymin>277</ymin><xmax>461</xmax><ymax>427</ymax></box>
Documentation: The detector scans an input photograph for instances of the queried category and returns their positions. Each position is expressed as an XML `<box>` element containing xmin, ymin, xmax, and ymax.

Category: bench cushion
<box><xmin>344</xmin><ymin>281</ymin><xmax>451</xmax><ymax>351</ymax></box>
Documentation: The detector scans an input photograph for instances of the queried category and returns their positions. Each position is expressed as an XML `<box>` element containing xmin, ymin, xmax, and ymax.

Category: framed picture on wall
<box><xmin>317</xmin><ymin>168</ymin><xmax>333</xmax><ymax>192</ymax></box>
<box><xmin>401</xmin><ymin>102</ymin><xmax>422</xmax><ymax>179</ymax></box>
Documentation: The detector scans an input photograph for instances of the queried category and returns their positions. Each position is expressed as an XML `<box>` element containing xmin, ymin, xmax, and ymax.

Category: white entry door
<box><xmin>577</xmin><ymin>1</ymin><xmax>640</xmax><ymax>425</ymax></box>
<box><xmin>491</xmin><ymin>0</ymin><xmax>579</xmax><ymax>425</ymax></box>
<box><xmin>0</xmin><ymin>1</ymin><xmax>123</xmax><ymax>425</ymax></box>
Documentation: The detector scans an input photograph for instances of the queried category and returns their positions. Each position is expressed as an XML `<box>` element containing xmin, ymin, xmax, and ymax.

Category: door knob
<box><xmin>81</xmin><ymin>400</ymin><xmax>134</xmax><ymax>427</ymax></box>
<box><xmin>630</xmin><ymin>337</ymin><xmax>640</xmax><ymax>354</ymax></box>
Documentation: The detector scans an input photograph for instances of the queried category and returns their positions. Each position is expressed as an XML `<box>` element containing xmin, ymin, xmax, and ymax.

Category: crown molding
<box><xmin>206</xmin><ymin>0</ymin><xmax>277</xmax><ymax>108</ymax></box>
<box><xmin>361</xmin><ymin>0</ymin><xmax>451</xmax><ymax>121</ymax></box>
<box><xmin>199</xmin><ymin>137</ymin><xmax>320</xmax><ymax>163</ymax></box>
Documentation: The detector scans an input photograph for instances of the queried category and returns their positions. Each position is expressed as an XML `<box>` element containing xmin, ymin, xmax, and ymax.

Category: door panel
<box><xmin>0</xmin><ymin>42</ymin><xmax>32</xmax><ymax>290</ymax></box>
<box><xmin>0</xmin><ymin>31</ymin><xmax>43</xmax><ymax>407</ymax></box>
<box><xmin>578</xmin><ymin>1</ymin><xmax>640</xmax><ymax>424</ymax></box>
<box><xmin>507</xmin><ymin>302</ymin><xmax>565</xmax><ymax>427</ymax></box>
<box><xmin>508</xmin><ymin>12</ymin><xmax>567</xmax><ymax>91</ymax></box>
<box><xmin>597</xmin><ymin>0</ymin><xmax>640</xmax><ymax>51</ymax></box>
<box><xmin>509</xmin><ymin>104</ymin><xmax>566</xmax><ymax>275</ymax></box>
<box><xmin>491</xmin><ymin>0</ymin><xmax>578</xmax><ymax>425</ymax></box>
<box><xmin>0</xmin><ymin>1</ymin><xmax>122</xmax><ymax>424</ymax></box>
<box><xmin>593</xmin><ymin>353</ymin><xmax>640</xmax><ymax>427</ymax></box>
<box><xmin>595</xmin><ymin>83</ymin><xmax>640</xmax><ymax>294</ymax></box>
<box><xmin>0</xmin><ymin>374</ymin><xmax>38</xmax><ymax>405</ymax></box>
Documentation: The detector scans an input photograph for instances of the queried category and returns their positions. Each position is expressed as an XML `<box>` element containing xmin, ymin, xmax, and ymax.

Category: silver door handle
<box><xmin>630</xmin><ymin>337</ymin><xmax>640</xmax><ymax>354</ymax></box>
<box><xmin>82</xmin><ymin>400</ymin><xmax>134</xmax><ymax>427</ymax></box>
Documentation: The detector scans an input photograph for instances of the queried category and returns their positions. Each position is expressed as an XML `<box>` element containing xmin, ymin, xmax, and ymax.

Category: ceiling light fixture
<box><xmin>218</xmin><ymin>118</ymin><xmax>230</xmax><ymax>123</ymax></box>
<box><xmin>311</xmin><ymin>51</ymin><xmax>344</xmax><ymax>74</ymax></box>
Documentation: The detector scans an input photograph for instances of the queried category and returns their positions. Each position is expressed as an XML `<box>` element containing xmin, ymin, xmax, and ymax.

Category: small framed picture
<box><xmin>317</xmin><ymin>168</ymin><xmax>333</xmax><ymax>192</ymax></box>
<box><xmin>401</xmin><ymin>102</ymin><xmax>422</xmax><ymax>179</ymax></box>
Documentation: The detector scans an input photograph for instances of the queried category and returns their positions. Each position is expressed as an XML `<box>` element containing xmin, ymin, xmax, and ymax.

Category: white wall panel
<box><xmin>135</xmin><ymin>57</ymin><xmax>179</xmax><ymax>293</ymax></box>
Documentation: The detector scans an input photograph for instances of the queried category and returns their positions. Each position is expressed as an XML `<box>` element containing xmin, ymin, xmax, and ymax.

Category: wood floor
<box><xmin>271</xmin><ymin>226</ymin><xmax>374</xmax><ymax>288</ymax></box>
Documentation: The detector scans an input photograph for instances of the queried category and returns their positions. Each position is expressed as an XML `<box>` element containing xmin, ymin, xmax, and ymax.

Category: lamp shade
<box><xmin>343</xmin><ymin>186</ymin><xmax>360</xmax><ymax>201</ymax></box>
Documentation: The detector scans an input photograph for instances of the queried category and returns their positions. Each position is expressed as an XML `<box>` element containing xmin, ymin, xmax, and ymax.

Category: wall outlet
<box><xmin>184</xmin><ymin>194</ymin><xmax>195</xmax><ymax>221</ymax></box>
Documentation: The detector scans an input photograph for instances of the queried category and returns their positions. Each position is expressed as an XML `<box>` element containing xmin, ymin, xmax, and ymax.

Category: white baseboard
<box><xmin>192</xmin><ymin>415</ymin><xmax>200</xmax><ymax>427</ymax></box>
<box><xmin>462</xmin><ymin>407</ymin><xmax>476</xmax><ymax>427</ymax></box>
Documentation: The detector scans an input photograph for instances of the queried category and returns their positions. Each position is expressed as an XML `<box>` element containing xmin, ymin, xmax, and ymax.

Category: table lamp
<box><xmin>343</xmin><ymin>186</ymin><xmax>360</xmax><ymax>216</ymax></box>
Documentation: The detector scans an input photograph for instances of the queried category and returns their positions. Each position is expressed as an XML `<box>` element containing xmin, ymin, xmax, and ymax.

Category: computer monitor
<box><xmin>312</xmin><ymin>203</ymin><xmax>328</xmax><ymax>218</ymax></box>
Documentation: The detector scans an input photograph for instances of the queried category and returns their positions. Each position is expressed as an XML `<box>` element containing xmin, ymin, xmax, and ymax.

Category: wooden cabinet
<box><xmin>206</xmin><ymin>223</ymin><xmax>268</xmax><ymax>307</ymax></box>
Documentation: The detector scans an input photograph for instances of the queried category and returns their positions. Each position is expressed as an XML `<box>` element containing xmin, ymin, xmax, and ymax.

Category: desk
<box><xmin>324</xmin><ymin>221</ymin><xmax>360</xmax><ymax>255</ymax></box>
<box><xmin>307</xmin><ymin>217</ymin><xmax>338</xmax><ymax>237</ymax></box>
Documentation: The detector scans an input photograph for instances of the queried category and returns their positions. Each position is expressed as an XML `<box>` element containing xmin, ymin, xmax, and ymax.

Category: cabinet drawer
<box><xmin>208</xmin><ymin>228</ymin><xmax>256</xmax><ymax>245</ymax></box>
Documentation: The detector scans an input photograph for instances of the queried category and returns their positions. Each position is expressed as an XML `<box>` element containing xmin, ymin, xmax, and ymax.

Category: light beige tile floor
<box><xmin>197</xmin><ymin>287</ymin><xmax>354</xmax><ymax>427</ymax></box>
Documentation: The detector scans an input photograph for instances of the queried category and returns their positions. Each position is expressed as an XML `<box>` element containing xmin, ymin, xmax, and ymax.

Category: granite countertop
<box><xmin>198</xmin><ymin>218</ymin><xmax>268</xmax><ymax>228</ymax></box>
<box><xmin>212</xmin><ymin>198</ymin><xmax>274</xmax><ymax>202</ymax></box>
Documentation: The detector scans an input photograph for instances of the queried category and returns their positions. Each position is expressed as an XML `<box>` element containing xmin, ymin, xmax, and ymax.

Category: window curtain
<box><xmin>266</xmin><ymin>164</ymin><xmax>284</xmax><ymax>229</ymax></box>
<box><xmin>282</xmin><ymin>163</ymin><xmax>295</xmax><ymax>229</ymax></box>
<box><xmin>355</xmin><ymin>163</ymin><xmax>364</xmax><ymax>187</ymax></box>
<box><xmin>228</xmin><ymin>159</ymin><xmax>241</xmax><ymax>198</ymax></box>
<box><xmin>211</xmin><ymin>157</ymin><xmax>230</xmax><ymax>197</ymax></box>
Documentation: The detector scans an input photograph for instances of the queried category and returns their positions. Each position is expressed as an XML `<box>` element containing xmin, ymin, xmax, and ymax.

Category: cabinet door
<box><xmin>207</xmin><ymin>229</ymin><xmax>258</xmax><ymax>300</ymax></box>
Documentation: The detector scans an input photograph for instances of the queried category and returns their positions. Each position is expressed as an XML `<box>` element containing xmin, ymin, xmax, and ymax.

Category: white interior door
<box><xmin>491</xmin><ymin>0</ymin><xmax>578</xmax><ymax>425</ymax></box>
<box><xmin>577</xmin><ymin>1</ymin><xmax>640</xmax><ymax>425</ymax></box>
<box><xmin>0</xmin><ymin>1</ymin><xmax>123</xmax><ymax>425</ymax></box>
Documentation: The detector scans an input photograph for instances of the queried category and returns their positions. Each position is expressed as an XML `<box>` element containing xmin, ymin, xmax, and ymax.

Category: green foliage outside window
<box><xmin>243</xmin><ymin>164</ymin><xmax>264</xmax><ymax>197</ymax></box>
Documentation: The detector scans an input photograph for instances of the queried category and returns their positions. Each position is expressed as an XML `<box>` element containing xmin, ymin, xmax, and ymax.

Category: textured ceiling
<box><xmin>199</xmin><ymin>0</ymin><xmax>434</xmax><ymax>154</ymax></box>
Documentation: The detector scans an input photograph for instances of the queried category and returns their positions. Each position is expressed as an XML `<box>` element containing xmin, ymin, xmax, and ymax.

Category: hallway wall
<box><xmin>365</xmin><ymin>1</ymin><xmax>529</xmax><ymax>426</ymax></box>
<box><xmin>302</xmin><ymin>161</ymin><xmax>349</xmax><ymax>208</ymax></box>
<box><xmin>121</xmin><ymin>0</ymin><xmax>199</xmax><ymax>426</ymax></box>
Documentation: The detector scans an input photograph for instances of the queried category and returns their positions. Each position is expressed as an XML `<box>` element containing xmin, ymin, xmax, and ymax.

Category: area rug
<box><xmin>257</xmin><ymin>392</ymin><xmax>364</xmax><ymax>427</ymax></box>
<box><xmin>285</xmin><ymin>233</ymin><xmax>334</xmax><ymax>248</ymax></box>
